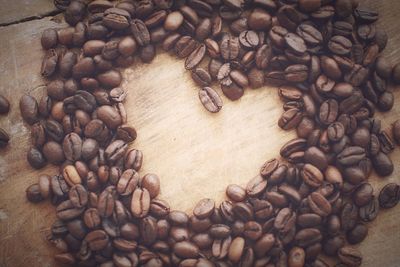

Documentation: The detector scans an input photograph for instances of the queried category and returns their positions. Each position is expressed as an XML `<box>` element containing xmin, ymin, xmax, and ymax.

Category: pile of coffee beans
<box><xmin>20</xmin><ymin>0</ymin><xmax>400</xmax><ymax>266</ymax></box>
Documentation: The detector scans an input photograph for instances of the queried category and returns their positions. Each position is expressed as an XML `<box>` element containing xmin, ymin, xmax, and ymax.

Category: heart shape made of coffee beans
<box><xmin>19</xmin><ymin>0</ymin><xmax>400</xmax><ymax>266</ymax></box>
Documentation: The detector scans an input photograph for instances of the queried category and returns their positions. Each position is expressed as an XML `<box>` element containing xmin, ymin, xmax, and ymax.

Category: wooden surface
<box><xmin>0</xmin><ymin>0</ymin><xmax>58</xmax><ymax>26</ymax></box>
<box><xmin>0</xmin><ymin>1</ymin><xmax>399</xmax><ymax>266</ymax></box>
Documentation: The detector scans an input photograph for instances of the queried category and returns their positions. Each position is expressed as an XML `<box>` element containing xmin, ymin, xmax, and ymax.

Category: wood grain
<box><xmin>0</xmin><ymin>0</ymin><xmax>58</xmax><ymax>26</ymax></box>
<box><xmin>0</xmin><ymin>1</ymin><xmax>400</xmax><ymax>266</ymax></box>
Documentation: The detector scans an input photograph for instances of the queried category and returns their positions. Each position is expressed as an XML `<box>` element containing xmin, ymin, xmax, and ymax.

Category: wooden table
<box><xmin>0</xmin><ymin>1</ymin><xmax>399</xmax><ymax>266</ymax></box>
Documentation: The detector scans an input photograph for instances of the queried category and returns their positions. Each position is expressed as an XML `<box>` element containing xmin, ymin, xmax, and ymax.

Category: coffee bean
<box><xmin>220</xmin><ymin>34</ymin><xmax>240</xmax><ymax>61</ymax></box>
<box><xmin>131</xmin><ymin>187</ymin><xmax>150</xmax><ymax>218</ymax></box>
<box><xmin>296</xmin><ymin>24</ymin><xmax>322</xmax><ymax>46</ymax></box>
<box><xmin>115</xmin><ymin>169</ymin><xmax>138</xmax><ymax>196</ymax></box>
<box><xmin>341</xmin><ymin>202</ymin><xmax>358</xmax><ymax>231</ymax></box>
<box><xmin>56</xmin><ymin>200</ymin><xmax>85</xmax><ymax>221</ymax></box>
<box><xmin>174</xmin><ymin>241</ymin><xmax>199</xmax><ymax>258</ymax></box>
<box><xmin>328</xmin><ymin>36</ymin><xmax>352</xmax><ymax>55</ymax></box>
<box><xmin>379</xmin><ymin>183</ymin><xmax>400</xmax><ymax>209</ymax></box>
<box><xmin>68</xmin><ymin>184</ymin><xmax>88</xmax><ymax>208</ymax></box>
<box><xmin>20</xmin><ymin>95</ymin><xmax>39</xmax><ymax>125</ymax></box>
<box><xmin>227</xmin><ymin>236</ymin><xmax>244</xmax><ymax>263</ymax></box>
<box><xmin>26</xmin><ymin>183</ymin><xmax>44</xmax><ymax>203</ymax></box>
<box><xmin>198</xmin><ymin>87</ymin><xmax>223</xmax><ymax>113</ymax></box>
<box><xmin>193</xmin><ymin>198</ymin><xmax>215</xmax><ymax>219</ymax></box>
<box><xmin>285</xmin><ymin>64</ymin><xmax>308</xmax><ymax>82</ymax></box>
<box><xmin>254</xmin><ymin>233</ymin><xmax>275</xmax><ymax>257</ymax></box>
<box><xmin>212</xmin><ymin>235</ymin><xmax>231</xmax><ymax>259</ymax></box>
<box><xmin>140</xmin><ymin>173</ymin><xmax>160</xmax><ymax>198</ymax></box>
<box><xmin>359</xmin><ymin>196</ymin><xmax>379</xmax><ymax>222</ymax></box>
<box><xmin>41</xmin><ymin>49</ymin><xmax>58</xmax><ymax>77</ymax></box>
<box><xmin>354</xmin><ymin>6</ymin><xmax>378</xmax><ymax>23</ymax></box>
<box><xmin>308</xmin><ymin>192</ymin><xmax>332</xmax><ymax>216</ymax></box>
<box><xmin>246</xmin><ymin>175</ymin><xmax>267</xmax><ymax>197</ymax></box>
<box><xmin>338</xmin><ymin>246</ymin><xmax>362</xmax><ymax>267</ymax></box>
<box><xmin>221</xmin><ymin>81</ymin><xmax>244</xmax><ymax>101</ymax></box>
<box><xmin>278</xmin><ymin>108</ymin><xmax>303</xmax><ymax>130</ymax></box>
<box><xmin>0</xmin><ymin>95</ymin><xmax>10</xmax><ymax>114</ymax></box>
<box><xmin>248</xmin><ymin>8</ymin><xmax>272</xmax><ymax>31</ymax></box>
<box><xmin>131</xmin><ymin>19</ymin><xmax>150</xmax><ymax>46</ymax></box>
<box><xmin>372</xmin><ymin>152</ymin><xmax>393</xmax><ymax>177</ymax></box>
<box><xmin>288</xmin><ymin>246</ymin><xmax>305</xmax><ymax>267</ymax></box>
<box><xmin>0</xmin><ymin>128</ymin><xmax>10</xmax><ymax>148</ymax></box>
<box><xmin>295</xmin><ymin>228</ymin><xmax>322</xmax><ymax>248</ymax></box>
<box><xmin>103</xmin><ymin>8</ymin><xmax>131</xmax><ymax>30</ymax></box>
<box><xmin>302</xmin><ymin>164</ymin><xmax>324</xmax><ymax>188</ymax></box>
<box><xmin>176</xmin><ymin>35</ymin><xmax>198</xmax><ymax>58</ymax></box>
<box><xmin>122</xmin><ymin>149</ymin><xmax>142</xmax><ymax>172</ymax></box>
<box><xmin>248</xmin><ymin>67</ymin><xmax>265</xmax><ymax>88</ymax></box>
<box><xmin>185</xmin><ymin>44</ymin><xmax>206</xmax><ymax>70</ymax></box>
<box><xmin>347</xmin><ymin>223</ymin><xmax>368</xmax><ymax>244</ymax></box>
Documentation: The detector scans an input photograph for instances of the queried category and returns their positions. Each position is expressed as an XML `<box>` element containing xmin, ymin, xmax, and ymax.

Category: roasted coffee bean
<box><xmin>285</xmin><ymin>64</ymin><xmax>308</xmax><ymax>82</ymax></box>
<box><xmin>353</xmin><ymin>183</ymin><xmax>373</xmax><ymax>207</ymax></box>
<box><xmin>0</xmin><ymin>128</ymin><xmax>10</xmax><ymax>148</ymax></box>
<box><xmin>294</xmin><ymin>228</ymin><xmax>322</xmax><ymax>248</ymax></box>
<box><xmin>359</xmin><ymin>196</ymin><xmax>379</xmax><ymax>222</ymax></box>
<box><xmin>248</xmin><ymin>67</ymin><xmax>265</xmax><ymax>88</ymax></box>
<box><xmin>41</xmin><ymin>49</ymin><xmax>58</xmax><ymax>77</ymax></box>
<box><xmin>308</xmin><ymin>192</ymin><xmax>331</xmax><ymax>216</ymax></box>
<box><xmin>354</xmin><ymin>6</ymin><xmax>377</xmax><ymax>22</ymax></box>
<box><xmin>176</xmin><ymin>36</ymin><xmax>198</xmax><ymax>58</ymax></box>
<box><xmin>338</xmin><ymin>246</ymin><xmax>362</xmax><ymax>267</ymax></box>
<box><xmin>260</xmin><ymin>158</ymin><xmax>279</xmax><ymax>178</ymax></box>
<box><xmin>372</xmin><ymin>152</ymin><xmax>393</xmax><ymax>177</ymax></box>
<box><xmin>239</xmin><ymin>30</ymin><xmax>259</xmax><ymax>49</ymax></box>
<box><xmin>392</xmin><ymin>119</ymin><xmax>400</xmax><ymax>145</ymax></box>
<box><xmin>378</xmin><ymin>130</ymin><xmax>395</xmax><ymax>154</ymax></box>
<box><xmin>254</xmin><ymin>233</ymin><xmax>275</xmax><ymax>257</ymax></box>
<box><xmin>279</xmin><ymin>108</ymin><xmax>303</xmax><ymax>130</ymax></box>
<box><xmin>195</xmin><ymin>18</ymin><xmax>213</xmax><ymax>41</ymax></box>
<box><xmin>85</xmin><ymin>230</ymin><xmax>109</xmax><ymax>251</ymax></box>
<box><xmin>174</xmin><ymin>241</ymin><xmax>199</xmax><ymax>258</ymax></box>
<box><xmin>337</xmin><ymin>146</ymin><xmax>365</xmax><ymax>166</ymax></box>
<box><xmin>221</xmin><ymin>81</ymin><xmax>244</xmax><ymax>101</ymax></box>
<box><xmin>198</xmin><ymin>87</ymin><xmax>223</xmax><ymax>113</ymax></box>
<box><xmin>296</xmin><ymin>24</ymin><xmax>322</xmax><ymax>46</ymax></box>
<box><xmin>27</xmin><ymin>147</ymin><xmax>47</xmax><ymax>169</ymax></box>
<box><xmin>246</xmin><ymin>175</ymin><xmax>267</xmax><ymax>197</ymax></box>
<box><xmin>220</xmin><ymin>34</ymin><xmax>240</xmax><ymax>61</ymax></box>
<box><xmin>150</xmin><ymin>198</ymin><xmax>170</xmax><ymax>218</ymax></box>
<box><xmin>131</xmin><ymin>187</ymin><xmax>150</xmax><ymax>218</ymax></box>
<box><xmin>392</xmin><ymin>62</ymin><xmax>400</xmax><ymax>84</ymax></box>
<box><xmin>131</xmin><ymin>19</ymin><xmax>150</xmax><ymax>46</ymax></box>
<box><xmin>26</xmin><ymin>183</ymin><xmax>44</xmax><ymax>203</ymax></box>
<box><xmin>192</xmin><ymin>68</ymin><xmax>211</xmax><ymax>87</ymax></box>
<box><xmin>141</xmin><ymin>173</ymin><xmax>160</xmax><ymax>198</ymax></box>
<box><xmin>69</xmin><ymin>184</ymin><xmax>88</xmax><ymax>208</ymax></box>
<box><xmin>103</xmin><ymin>8</ymin><xmax>131</xmax><ymax>30</ymax></box>
<box><xmin>248</xmin><ymin>8</ymin><xmax>271</xmax><ymax>31</ymax></box>
<box><xmin>56</xmin><ymin>200</ymin><xmax>85</xmax><ymax>221</ymax></box>
<box><xmin>280</xmin><ymin>138</ymin><xmax>307</xmax><ymax>159</ymax></box>
<box><xmin>0</xmin><ymin>95</ymin><xmax>10</xmax><ymax>115</ymax></box>
<box><xmin>193</xmin><ymin>198</ymin><xmax>215</xmax><ymax>219</ymax></box>
<box><xmin>328</xmin><ymin>36</ymin><xmax>352</xmax><ymax>55</ymax></box>
<box><xmin>288</xmin><ymin>246</ymin><xmax>305</xmax><ymax>267</ymax></box>
<box><xmin>20</xmin><ymin>95</ymin><xmax>39</xmax><ymax>125</ymax></box>
<box><xmin>379</xmin><ymin>183</ymin><xmax>400</xmax><ymax>209</ymax></box>
<box><xmin>117</xmin><ymin>169</ymin><xmax>139</xmax><ymax>196</ymax></box>
<box><xmin>319</xmin><ymin>99</ymin><xmax>338</xmax><ymax>126</ymax></box>
<box><xmin>341</xmin><ymin>202</ymin><xmax>358</xmax><ymax>231</ymax></box>
<box><xmin>301</xmin><ymin>164</ymin><xmax>324</xmax><ymax>188</ymax></box>
<box><xmin>124</xmin><ymin>149</ymin><xmax>143</xmax><ymax>171</ymax></box>
<box><xmin>97</xmin><ymin>186</ymin><xmax>115</xmax><ymax>218</ymax></box>
<box><xmin>347</xmin><ymin>223</ymin><xmax>368</xmax><ymax>244</ymax></box>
